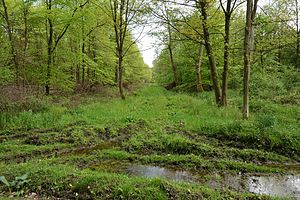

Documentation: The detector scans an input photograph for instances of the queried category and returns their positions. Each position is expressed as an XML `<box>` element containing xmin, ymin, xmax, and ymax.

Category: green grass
<box><xmin>0</xmin><ymin>85</ymin><xmax>299</xmax><ymax>199</ymax></box>
<box><xmin>0</xmin><ymin>161</ymin><xmax>276</xmax><ymax>200</ymax></box>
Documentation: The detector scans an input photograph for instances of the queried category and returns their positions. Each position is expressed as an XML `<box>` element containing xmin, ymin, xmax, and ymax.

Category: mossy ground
<box><xmin>0</xmin><ymin>86</ymin><xmax>299</xmax><ymax>199</ymax></box>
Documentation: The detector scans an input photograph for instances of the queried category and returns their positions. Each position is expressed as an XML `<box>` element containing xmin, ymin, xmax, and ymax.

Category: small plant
<box><xmin>0</xmin><ymin>173</ymin><xmax>30</xmax><ymax>196</ymax></box>
<box><xmin>255</xmin><ymin>114</ymin><xmax>276</xmax><ymax>132</ymax></box>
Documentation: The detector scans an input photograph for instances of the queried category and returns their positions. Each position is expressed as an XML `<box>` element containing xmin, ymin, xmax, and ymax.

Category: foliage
<box><xmin>0</xmin><ymin>0</ymin><xmax>150</xmax><ymax>93</ymax></box>
<box><xmin>0</xmin><ymin>174</ymin><xmax>29</xmax><ymax>195</ymax></box>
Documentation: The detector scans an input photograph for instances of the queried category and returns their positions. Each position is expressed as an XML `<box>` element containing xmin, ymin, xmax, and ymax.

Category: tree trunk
<box><xmin>81</xmin><ymin>12</ymin><xmax>85</xmax><ymax>86</ymax></box>
<box><xmin>82</xmin><ymin>39</ymin><xmax>85</xmax><ymax>85</ymax></box>
<box><xmin>243</xmin><ymin>0</ymin><xmax>258</xmax><ymax>119</ymax></box>
<box><xmin>221</xmin><ymin>13</ymin><xmax>231</xmax><ymax>106</ymax></box>
<box><xmin>199</xmin><ymin>1</ymin><xmax>222</xmax><ymax>105</ymax></box>
<box><xmin>167</xmin><ymin>22</ymin><xmax>179</xmax><ymax>86</ymax></box>
<box><xmin>296</xmin><ymin>0</ymin><xmax>300</xmax><ymax>68</ymax></box>
<box><xmin>46</xmin><ymin>0</ymin><xmax>53</xmax><ymax>95</ymax></box>
<box><xmin>195</xmin><ymin>43</ymin><xmax>204</xmax><ymax>92</ymax></box>
<box><xmin>117</xmin><ymin>53</ymin><xmax>125</xmax><ymax>99</ymax></box>
<box><xmin>297</xmin><ymin>31</ymin><xmax>300</xmax><ymax>68</ymax></box>
<box><xmin>87</xmin><ymin>35</ymin><xmax>91</xmax><ymax>85</ymax></box>
<box><xmin>22</xmin><ymin>3</ymin><xmax>29</xmax><ymax>87</ymax></box>
<box><xmin>92</xmin><ymin>36</ymin><xmax>96</xmax><ymax>84</ymax></box>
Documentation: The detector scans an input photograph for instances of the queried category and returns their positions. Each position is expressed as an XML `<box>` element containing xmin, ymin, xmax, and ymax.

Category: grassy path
<box><xmin>0</xmin><ymin>86</ymin><xmax>299</xmax><ymax>199</ymax></box>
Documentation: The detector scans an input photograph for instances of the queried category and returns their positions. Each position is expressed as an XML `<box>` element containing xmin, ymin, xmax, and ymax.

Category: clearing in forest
<box><xmin>0</xmin><ymin>86</ymin><xmax>299</xmax><ymax>199</ymax></box>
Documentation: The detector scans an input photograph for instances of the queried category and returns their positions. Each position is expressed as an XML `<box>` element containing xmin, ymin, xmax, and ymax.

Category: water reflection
<box><xmin>125</xmin><ymin>164</ymin><xmax>300</xmax><ymax>199</ymax></box>
<box><xmin>126</xmin><ymin>165</ymin><xmax>195</xmax><ymax>183</ymax></box>
<box><xmin>248</xmin><ymin>175</ymin><xmax>300</xmax><ymax>198</ymax></box>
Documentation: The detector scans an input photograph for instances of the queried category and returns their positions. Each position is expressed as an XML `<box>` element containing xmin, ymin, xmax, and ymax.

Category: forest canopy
<box><xmin>0</xmin><ymin>0</ymin><xmax>151</xmax><ymax>94</ymax></box>
<box><xmin>0</xmin><ymin>0</ymin><xmax>299</xmax><ymax>121</ymax></box>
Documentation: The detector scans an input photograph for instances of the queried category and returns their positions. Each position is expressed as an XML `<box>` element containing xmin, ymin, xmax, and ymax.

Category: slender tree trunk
<box><xmin>167</xmin><ymin>22</ymin><xmax>179</xmax><ymax>86</ymax></box>
<box><xmin>23</xmin><ymin>5</ymin><xmax>29</xmax><ymax>54</ymax></box>
<box><xmin>81</xmin><ymin>12</ymin><xmax>85</xmax><ymax>86</ymax></box>
<box><xmin>221</xmin><ymin>13</ymin><xmax>231</xmax><ymax>106</ymax></box>
<box><xmin>1</xmin><ymin>0</ymin><xmax>19</xmax><ymax>80</ymax></box>
<box><xmin>297</xmin><ymin>31</ymin><xmax>300</xmax><ymax>68</ymax></box>
<box><xmin>195</xmin><ymin>43</ymin><xmax>204</xmax><ymax>92</ymax></box>
<box><xmin>82</xmin><ymin>39</ymin><xmax>85</xmax><ymax>85</ymax></box>
<box><xmin>22</xmin><ymin>3</ymin><xmax>29</xmax><ymax>87</ymax></box>
<box><xmin>117</xmin><ymin>52</ymin><xmax>125</xmax><ymax>99</ymax></box>
<box><xmin>111</xmin><ymin>0</ymin><xmax>126</xmax><ymax>99</ymax></box>
<box><xmin>296</xmin><ymin>0</ymin><xmax>300</xmax><ymax>68</ymax></box>
<box><xmin>87</xmin><ymin>35</ymin><xmax>91</xmax><ymax>85</ymax></box>
<box><xmin>243</xmin><ymin>0</ymin><xmax>258</xmax><ymax>119</ymax></box>
<box><xmin>46</xmin><ymin>0</ymin><xmax>53</xmax><ymax>95</ymax></box>
<box><xmin>199</xmin><ymin>1</ymin><xmax>222</xmax><ymax>105</ymax></box>
<box><xmin>92</xmin><ymin>36</ymin><xmax>96</xmax><ymax>84</ymax></box>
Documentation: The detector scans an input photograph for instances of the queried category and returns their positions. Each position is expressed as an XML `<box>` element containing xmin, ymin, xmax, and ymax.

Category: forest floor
<box><xmin>0</xmin><ymin>85</ymin><xmax>299</xmax><ymax>199</ymax></box>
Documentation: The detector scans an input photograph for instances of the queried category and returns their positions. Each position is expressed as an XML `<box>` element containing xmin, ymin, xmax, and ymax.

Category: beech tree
<box><xmin>109</xmin><ymin>0</ymin><xmax>147</xmax><ymax>99</ymax></box>
<box><xmin>243</xmin><ymin>0</ymin><xmax>258</xmax><ymax>119</ymax></box>
<box><xmin>45</xmin><ymin>0</ymin><xmax>88</xmax><ymax>94</ymax></box>
<box><xmin>197</xmin><ymin>0</ymin><xmax>222</xmax><ymax>105</ymax></box>
<box><xmin>219</xmin><ymin>0</ymin><xmax>241</xmax><ymax>106</ymax></box>
<box><xmin>1</xmin><ymin>0</ymin><xmax>18</xmax><ymax>80</ymax></box>
<box><xmin>0</xmin><ymin>0</ymin><xmax>150</xmax><ymax>93</ymax></box>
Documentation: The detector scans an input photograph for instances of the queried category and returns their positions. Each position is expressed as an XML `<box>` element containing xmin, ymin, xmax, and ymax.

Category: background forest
<box><xmin>0</xmin><ymin>0</ymin><xmax>151</xmax><ymax>94</ymax></box>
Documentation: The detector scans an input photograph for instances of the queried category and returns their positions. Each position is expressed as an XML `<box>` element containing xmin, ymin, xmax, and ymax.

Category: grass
<box><xmin>0</xmin><ymin>160</ymin><xmax>278</xmax><ymax>200</ymax></box>
<box><xmin>0</xmin><ymin>85</ymin><xmax>299</xmax><ymax>199</ymax></box>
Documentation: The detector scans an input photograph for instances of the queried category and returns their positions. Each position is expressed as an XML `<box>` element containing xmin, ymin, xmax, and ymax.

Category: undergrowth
<box><xmin>0</xmin><ymin>85</ymin><xmax>299</xmax><ymax>199</ymax></box>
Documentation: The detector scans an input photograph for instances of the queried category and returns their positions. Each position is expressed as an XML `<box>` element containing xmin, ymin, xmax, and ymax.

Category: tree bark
<box><xmin>46</xmin><ymin>0</ymin><xmax>53</xmax><ymax>95</ymax></box>
<box><xmin>87</xmin><ymin>35</ymin><xmax>91</xmax><ymax>85</ymax></box>
<box><xmin>23</xmin><ymin>3</ymin><xmax>29</xmax><ymax>87</ymax></box>
<box><xmin>199</xmin><ymin>1</ymin><xmax>222</xmax><ymax>105</ymax></box>
<box><xmin>243</xmin><ymin>0</ymin><xmax>258</xmax><ymax>119</ymax></box>
<box><xmin>221</xmin><ymin>13</ymin><xmax>231</xmax><ymax>106</ymax></box>
<box><xmin>81</xmin><ymin>8</ymin><xmax>85</xmax><ymax>86</ymax></box>
<box><xmin>117</xmin><ymin>54</ymin><xmax>125</xmax><ymax>99</ymax></box>
<box><xmin>111</xmin><ymin>0</ymin><xmax>126</xmax><ymax>99</ymax></box>
<box><xmin>110</xmin><ymin>0</ymin><xmax>135</xmax><ymax>99</ymax></box>
<box><xmin>82</xmin><ymin>40</ymin><xmax>85</xmax><ymax>86</ymax></box>
<box><xmin>167</xmin><ymin>22</ymin><xmax>179</xmax><ymax>86</ymax></box>
<box><xmin>296</xmin><ymin>0</ymin><xmax>300</xmax><ymax>68</ymax></box>
<box><xmin>297</xmin><ymin>31</ymin><xmax>300</xmax><ymax>68</ymax></box>
<box><xmin>195</xmin><ymin>42</ymin><xmax>204</xmax><ymax>92</ymax></box>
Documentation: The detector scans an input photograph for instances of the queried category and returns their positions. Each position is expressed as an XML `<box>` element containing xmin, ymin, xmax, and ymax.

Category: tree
<box><xmin>197</xmin><ymin>0</ymin><xmax>222</xmax><ymax>105</ymax></box>
<box><xmin>195</xmin><ymin>43</ymin><xmax>205</xmax><ymax>92</ymax></box>
<box><xmin>109</xmin><ymin>0</ymin><xmax>146</xmax><ymax>99</ymax></box>
<box><xmin>243</xmin><ymin>0</ymin><xmax>258</xmax><ymax>119</ymax></box>
<box><xmin>219</xmin><ymin>0</ymin><xmax>240</xmax><ymax>106</ymax></box>
<box><xmin>1</xmin><ymin>0</ymin><xmax>19</xmax><ymax>80</ymax></box>
<box><xmin>45</xmin><ymin>0</ymin><xmax>88</xmax><ymax>95</ymax></box>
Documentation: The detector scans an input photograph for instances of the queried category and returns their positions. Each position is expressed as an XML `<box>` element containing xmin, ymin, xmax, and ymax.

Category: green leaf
<box><xmin>15</xmin><ymin>173</ymin><xmax>28</xmax><ymax>181</ymax></box>
<box><xmin>0</xmin><ymin>176</ymin><xmax>10</xmax><ymax>187</ymax></box>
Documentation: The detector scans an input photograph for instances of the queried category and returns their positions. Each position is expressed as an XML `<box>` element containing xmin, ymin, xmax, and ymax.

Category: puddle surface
<box><xmin>126</xmin><ymin>165</ymin><xmax>196</xmax><ymax>183</ymax></box>
<box><xmin>209</xmin><ymin>173</ymin><xmax>300</xmax><ymax>198</ymax></box>
<box><xmin>125</xmin><ymin>164</ymin><xmax>300</xmax><ymax>199</ymax></box>
<box><xmin>248</xmin><ymin>175</ymin><xmax>300</xmax><ymax>198</ymax></box>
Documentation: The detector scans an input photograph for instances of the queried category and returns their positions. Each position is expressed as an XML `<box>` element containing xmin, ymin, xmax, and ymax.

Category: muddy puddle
<box><xmin>126</xmin><ymin>165</ymin><xmax>196</xmax><ymax>183</ymax></box>
<box><xmin>124</xmin><ymin>164</ymin><xmax>300</xmax><ymax>199</ymax></box>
